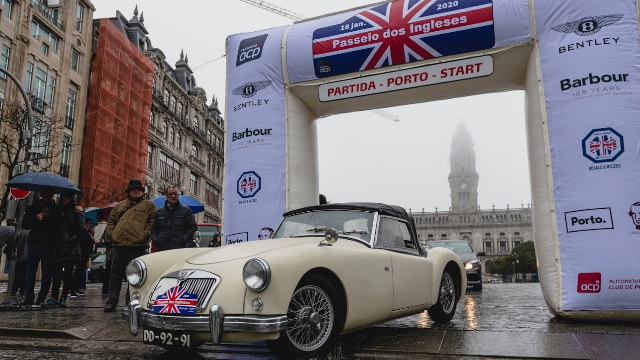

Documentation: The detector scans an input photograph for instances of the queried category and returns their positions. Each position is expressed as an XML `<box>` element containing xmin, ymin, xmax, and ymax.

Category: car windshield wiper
<box><xmin>342</xmin><ymin>229</ymin><xmax>368</xmax><ymax>235</ymax></box>
<box><xmin>306</xmin><ymin>226</ymin><xmax>329</xmax><ymax>233</ymax></box>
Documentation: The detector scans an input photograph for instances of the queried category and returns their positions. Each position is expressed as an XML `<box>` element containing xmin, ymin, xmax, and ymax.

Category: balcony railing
<box><xmin>31</xmin><ymin>0</ymin><xmax>63</xmax><ymax>30</ymax></box>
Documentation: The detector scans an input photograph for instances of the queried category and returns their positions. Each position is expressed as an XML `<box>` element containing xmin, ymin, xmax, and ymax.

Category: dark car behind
<box><xmin>426</xmin><ymin>240</ymin><xmax>485</xmax><ymax>290</ymax></box>
<box><xmin>88</xmin><ymin>253</ymin><xmax>106</xmax><ymax>283</ymax></box>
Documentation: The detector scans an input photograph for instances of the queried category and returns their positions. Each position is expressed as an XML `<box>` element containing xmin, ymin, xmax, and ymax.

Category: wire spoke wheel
<box><xmin>439</xmin><ymin>271</ymin><xmax>456</xmax><ymax>315</ymax></box>
<box><xmin>285</xmin><ymin>284</ymin><xmax>334</xmax><ymax>351</ymax></box>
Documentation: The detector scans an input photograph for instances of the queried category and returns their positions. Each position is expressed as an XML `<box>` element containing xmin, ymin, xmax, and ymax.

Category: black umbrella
<box><xmin>6</xmin><ymin>172</ymin><xmax>80</xmax><ymax>194</ymax></box>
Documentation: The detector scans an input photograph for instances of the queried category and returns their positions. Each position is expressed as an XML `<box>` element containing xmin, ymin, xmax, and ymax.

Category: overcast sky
<box><xmin>93</xmin><ymin>0</ymin><xmax>532</xmax><ymax>212</ymax></box>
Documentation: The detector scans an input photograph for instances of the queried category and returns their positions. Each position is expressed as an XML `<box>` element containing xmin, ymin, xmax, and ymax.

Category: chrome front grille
<box><xmin>147</xmin><ymin>269</ymin><xmax>221</xmax><ymax>312</ymax></box>
<box><xmin>179</xmin><ymin>278</ymin><xmax>217</xmax><ymax>308</ymax></box>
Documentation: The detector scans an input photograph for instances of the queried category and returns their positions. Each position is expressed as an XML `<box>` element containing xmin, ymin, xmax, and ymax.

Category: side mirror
<box><xmin>193</xmin><ymin>231</ymin><xmax>201</xmax><ymax>247</ymax></box>
<box><xmin>477</xmin><ymin>251</ymin><xmax>486</xmax><ymax>256</ymax></box>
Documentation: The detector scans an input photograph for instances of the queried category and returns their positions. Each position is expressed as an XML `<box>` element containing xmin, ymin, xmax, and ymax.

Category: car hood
<box><xmin>456</xmin><ymin>253</ymin><xmax>478</xmax><ymax>263</ymax></box>
<box><xmin>186</xmin><ymin>237</ymin><xmax>312</xmax><ymax>265</ymax></box>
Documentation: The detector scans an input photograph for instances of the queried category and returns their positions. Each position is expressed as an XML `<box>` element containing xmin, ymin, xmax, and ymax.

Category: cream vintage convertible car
<box><xmin>125</xmin><ymin>203</ymin><xmax>465</xmax><ymax>359</ymax></box>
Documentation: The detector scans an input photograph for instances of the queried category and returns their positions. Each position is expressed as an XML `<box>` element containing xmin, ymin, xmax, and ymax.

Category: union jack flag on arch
<box><xmin>312</xmin><ymin>0</ymin><xmax>495</xmax><ymax>78</ymax></box>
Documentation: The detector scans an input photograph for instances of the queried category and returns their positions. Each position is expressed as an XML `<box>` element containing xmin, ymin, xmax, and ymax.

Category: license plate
<box><xmin>143</xmin><ymin>328</ymin><xmax>192</xmax><ymax>347</ymax></box>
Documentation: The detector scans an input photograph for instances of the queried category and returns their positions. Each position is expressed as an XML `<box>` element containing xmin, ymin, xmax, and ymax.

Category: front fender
<box><xmin>425</xmin><ymin>247</ymin><xmax>466</xmax><ymax>305</ymax></box>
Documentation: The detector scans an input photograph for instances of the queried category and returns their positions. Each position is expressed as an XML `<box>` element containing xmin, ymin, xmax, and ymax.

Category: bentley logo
<box><xmin>232</xmin><ymin>80</ymin><xmax>271</xmax><ymax>98</ymax></box>
<box><xmin>552</xmin><ymin>14</ymin><xmax>623</xmax><ymax>36</ymax></box>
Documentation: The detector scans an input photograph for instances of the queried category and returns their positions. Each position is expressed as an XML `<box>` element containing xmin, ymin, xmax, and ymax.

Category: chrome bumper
<box><xmin>127</xmin><ymin>300</ymin><xmax>288</xmax><ymax>344</ymax></box>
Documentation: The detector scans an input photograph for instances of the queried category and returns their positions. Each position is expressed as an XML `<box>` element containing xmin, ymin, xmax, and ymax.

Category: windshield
<box><xmin>428</xmin><ymin>241</ymin><xmax>473</xmax><ymax>254</ymax></box>
<box><xmin>273</xmin><ymin>210</ymin><xmax>375</xmax><ymax>243</ymax></box>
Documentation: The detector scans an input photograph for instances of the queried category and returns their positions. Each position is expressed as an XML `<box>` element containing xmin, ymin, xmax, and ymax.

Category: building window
<box><xmin>484</xmin><ymin>241</ymin><xmax>493</xmax><ymax>252</ymax></box>
<box><xmin>498</xmin><ymin>241</ymin><xmax>508</xmax><ymax>253</ymax></box>
<box><xmin>514</xmin><ymin>231</ymin><xmax>520</xmax><ymax>236</ymax></box>
<box><xmin>175</xmin><ymin>132</ymin><xmax>182</xmax><ymax>149</ymax></box>
<box><xmin>0</xmin><ymin>45</ymin><xmax>9</xmax><ymax>79</ymax></box>
<box><xmin>192</xmin><ymin>116</ymin><xmax>198</xmax><ymax>130</ymax></box>
<box><xmin>34</xmin><ymin>68</ymin><xmax>47</xmax><ymax>101</ymax></box>
<box><xmin>30</xmin><ymin>20</ymin><xmax>58</xmax><ymax>53</ymax></box>
<box><xmin>31</xmin><ymin>118</ymin><xmax>50</xmax><ymax>156</ymax></box>
<box><xmin>512</xmin><ymin>241</ymin><xmax>522</xmax><ymax>249</ymax></box>
<box><xmin>177</xmin><ymin>102</ymin><xmax>183</xmax><ymax>118</ymax></box>
<box><xmin>189</xmin><ymin>172</ymin><xmax>199</xmax><ymax>195</ymax></box>
<box><xmin>147</xmin><ymin>144</ymin><xmax>154</xmax><ymax>169</ymax></box>
<box><xmin>1</xmin><ymin>0</ymin><xmax>12</xmax><ymax>19</ymax></box>
<box><xmin>70</xmin><ymin>48</ymin><xmax>81</xmax><ymax>72</ymax></box>
<box><xmin>75</xmin><ymin>3</ymin><xmax>84</xmax><ymax>32</ymax></box>
<box><xmin>169</xmin><ymin>127</ymin><xmax>175</xmax><ymax>146</ymax></box>
<box><xmin>207</xmin><ymin>129</ymin><xmax>213</xmax><ymax>144</ymax></box>
<box><xmin>59</xmin><ymin>134</ymin><xmax>71</xmax><ymax>176</ymax></box>
<box><xmin>191</xmin><ymin>143</ymin><xmax>199</xmax><ymax>158</ymax></box>
<box><xmin>162</xmin><ymin>89</ymin><xmax>169</xmax><ymax>104</ymax></box>
<box><xmin>24</xmin><ymin>62</ymin><xmax>33</xmax><ymax>93</ymax></box>
<box><xmin>46</xmin><ymin>75</ymin><xmax>56</xmax><ymax>106</ymax></box>
<box><xmin>162</xmin><ymin>121</ymin><xmax>168</xmax><ymax>139</ymax></box>
<box><xmin>149</xmin><ymin>110</ymin><xmax>155</xmax><ymax>126</ymax></box>
<box><xmin>65</xmin><ymin>87</ymin><xmax>76</xmax><ymax>129</ymax></box>
<box><xmin>170</xmin><ymin>96</ymin><xmax>177</xmax><ymax>113</ymax></box>
<box><xmin>205</xmin><ymin>183</ymin><xmax>219</xmax><ymax>209</ymax></box>
<box><xmin>159</xmin><ymin>152</ymin><xmax>180</xmax><ymax>184</ymax></box>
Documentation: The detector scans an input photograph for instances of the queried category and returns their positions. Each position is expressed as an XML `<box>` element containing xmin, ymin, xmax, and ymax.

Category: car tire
<box><xmin>267</xmin><ymin>274</ymin><xmax>345</xmax><ymax>359</ymax></box>
<box><xmin>427</xmin><ymin>267</ymin><xmax>458</xmax><ymax>323</ymax></box>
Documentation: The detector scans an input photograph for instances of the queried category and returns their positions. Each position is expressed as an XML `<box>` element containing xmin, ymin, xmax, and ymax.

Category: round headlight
<box><xmin>243</xmin><ymin>258</ymin><xmax>271</xmax><ymax>292</ymax></box>
<box><xmin>126</xmin><ymin>259</ymin><xmax>146</xmax><ymax>287</ymax></box>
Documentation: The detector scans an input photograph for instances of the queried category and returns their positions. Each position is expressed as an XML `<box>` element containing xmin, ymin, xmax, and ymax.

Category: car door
<box><xmin>375</xmin><ymin>216</ymin><xmax>429</xmax><ymax>310</ymax></box>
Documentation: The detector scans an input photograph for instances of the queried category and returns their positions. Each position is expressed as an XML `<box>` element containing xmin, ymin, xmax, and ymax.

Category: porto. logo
<box><xmin>552</xmin><ymin>14</ymin><xmax>623</xmax><ymax>36</ymax></box>
<box><xmin>232</xmin><ymin>80</ymin><xmax>271</xmax><ymax>98</ymax></box>
<box><xmin>312</xmin><ymin>0</ymin><xmax>495</xmax><ymax>78</ymax></box>
<box><xmin>577</xmin><ymin>273</ymin><xmax>601</xmax><ymax>293</ymax></box>
<box><xmin>582</xmin><ymin>127</ymin><xmax>624</xmax><ymax>163</ymax></box>
<box><xmin>237</xmin><ymin>171</ymin><xmax>261</xmax><ymax>198</ymax></box>
<box><xmin>564</xmin><ymin>208</ymin><xmax>614</xmax><ymax>233</ymax></box>
<box><xmin>236</xmin><ymin>34</ymin><xmax>268</xmax><ymax>66</ymax></box>
<box><xmin>226</xmin><ymin>232</ymin><xmax>248</xmax><ymax>245</ymax></box>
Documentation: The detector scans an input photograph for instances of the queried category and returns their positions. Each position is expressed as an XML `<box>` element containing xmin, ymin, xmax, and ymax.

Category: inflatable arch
<box><xmin>224</xmin><ymin>0</ymin><xmax>640</xmax><ymax>320</ymax></box>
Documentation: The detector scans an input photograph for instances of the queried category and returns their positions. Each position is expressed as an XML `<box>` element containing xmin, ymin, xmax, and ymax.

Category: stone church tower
<box><xmin>448</xmin><ymin>123</ymin><xmax>479</xmax><ymax>212</ymax></box>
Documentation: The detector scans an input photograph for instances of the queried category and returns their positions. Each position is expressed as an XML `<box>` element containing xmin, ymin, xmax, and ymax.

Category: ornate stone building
<box><xmin>0</xmin><ymin>0</ymin><xmax>94</xmax><ymax>183</ymax></box>
<box><xmin>410</xmin><ymin>123</ymin><xmax>533</xmax><ymax>272</ymax></box>
<box><xmin>107</xmin><ymin>9</ymin><xmax>226</xmax><ymax>223</ymax></box>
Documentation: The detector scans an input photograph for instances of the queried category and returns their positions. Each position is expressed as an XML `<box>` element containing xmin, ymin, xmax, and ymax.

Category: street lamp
<box><xmin>0</xmin><ymin>68</ymin><xmax>34</xmax><ymax>174</ymax></box>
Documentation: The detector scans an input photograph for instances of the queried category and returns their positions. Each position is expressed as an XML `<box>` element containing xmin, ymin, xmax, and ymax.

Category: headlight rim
<box><xmin>243</xmin><ymin>257</ymin><xmax>271</xmax><ymax>292</ymax></box>
<box><xmin>126</xmin><ymin>259</ymin><xmax>147</xmax><ymax>287</ymax></box>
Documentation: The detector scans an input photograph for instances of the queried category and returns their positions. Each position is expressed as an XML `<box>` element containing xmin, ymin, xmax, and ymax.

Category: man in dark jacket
<box><xmin>103</xmin><ymin>179</ymin><xmax>156</xmax><ymax>312</ymax></box>
<box><xmin>21</xmin><ymin>187</ymin><xmax>59</xmax><ymax>307</ymax></box>
<box><xmin>152</xmin><ymin>186</ymin><xmax>197</xmax><ymax>251</ymax></box>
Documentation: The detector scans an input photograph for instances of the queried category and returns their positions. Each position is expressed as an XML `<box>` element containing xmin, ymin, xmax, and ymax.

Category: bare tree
<box><xmin>0</xmin><ymin>102</ymin><xmax>67</xmax><ymax>220</ymax></box>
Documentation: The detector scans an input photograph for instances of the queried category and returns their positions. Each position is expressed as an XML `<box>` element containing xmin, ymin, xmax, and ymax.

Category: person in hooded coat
<box><xmin>46</xmin><ymin>192</ymin><xmax>85</xmax><ymax>307</ymax></box>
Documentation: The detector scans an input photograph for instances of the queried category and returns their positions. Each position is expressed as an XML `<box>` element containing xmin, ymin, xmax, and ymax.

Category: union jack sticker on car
<box><xmin>312</xmin><ymin>0</ymin><xmax>495</xmax><ymax>78</ymax></box>
<box><xmin>152</xmin><ymin>286</ymin><xmax>198</xmax><ymax>314</ymax></box>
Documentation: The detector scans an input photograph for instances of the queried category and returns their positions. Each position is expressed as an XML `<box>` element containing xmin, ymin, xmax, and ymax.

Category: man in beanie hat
<box><xmin>103</xmin><ymin>179</ymin><xmax>156</xmax><ymax>312</ymax></box>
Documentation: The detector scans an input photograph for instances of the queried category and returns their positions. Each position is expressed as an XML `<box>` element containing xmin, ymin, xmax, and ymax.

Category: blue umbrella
<box><xmin>83</xmin><ymin>207</ymin><xmax>101</xmax><ymax>227</ymax></box>
<box><xmin>151</xmin><ymin>195</ymin><xmax>204</xmax><ymax>214</ymax></box>
<box><xmin>6</xmin><ymin>172</ymin><xmax>80</xmax><ymax>194</ymax></box>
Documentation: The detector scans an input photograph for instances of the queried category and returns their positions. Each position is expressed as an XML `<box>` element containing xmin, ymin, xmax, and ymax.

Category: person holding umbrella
<box><xmin>151</xmin><ymin>185</ymin><xmax>198</xmax><ymax>251</ymax></box>
<box><xmin>21</xmin><ymin>187</ymin><xmax>59</xmax><ymax>308</ymax></box>
<box><xmin>103</xmin><ymin>179</ymin><xmax>156</xmax><ymax>313</ymax></box>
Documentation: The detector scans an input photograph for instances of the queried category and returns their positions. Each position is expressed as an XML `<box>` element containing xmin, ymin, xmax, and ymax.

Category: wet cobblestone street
<box><xmin>1</xmin><ymin>282</ymin><xmax>640</xmax><ymax>359</ymax></box>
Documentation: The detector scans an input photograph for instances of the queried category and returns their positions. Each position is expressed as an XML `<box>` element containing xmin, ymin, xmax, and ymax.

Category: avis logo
<box><xmin>577</xmin><ymin>272</ymin><xmax>601</xmax><ymax>293</ymax></box>
<box><xmin>582</xmin><ymin>127</ymin><xmax>624</xmax><ymax>163</ymax></box>
<box><xmin>552</xmin><ymin>14</ymin><xmax>623</xmax><ymax>36</ymax></box>
<box><xmin>236</xmin><ymin>34</ymin><xmax>268</xmax><ymax>66</ymax></box>
<box><xmin>237</xmin><ymin>171</ymin><xmax>261</xmax><ymax>198</ymax></box>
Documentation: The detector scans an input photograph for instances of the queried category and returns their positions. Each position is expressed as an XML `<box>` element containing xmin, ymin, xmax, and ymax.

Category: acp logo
<box><xmin>237</xmin><ymin>171</ymin><xmax>261</xmax><ymax>198</ymax></box>
<box><xmin>236</xmin><ymin>34</ymin><xmax>268</xmax><ymax>66</ymax></box>
<box><xmin>552</xmin><ymin>14</ymin><xmax>623</xmax><ymax>36</ymax></box>
<box><xmin>577</xmin><ymin>272</ymin><xmax>601</xmax><ymax>293</ymax></box>
<box><xmin>582</xmin><ymin>127</ymin><xmax>624</xmax><ymax>163</ymax></box>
